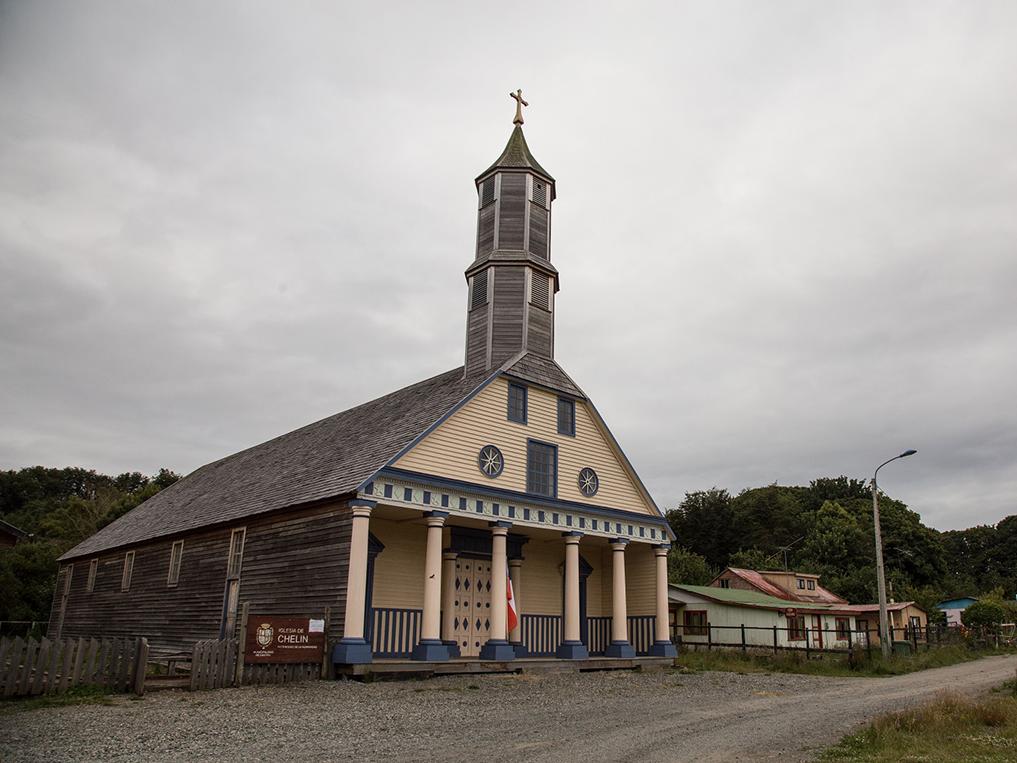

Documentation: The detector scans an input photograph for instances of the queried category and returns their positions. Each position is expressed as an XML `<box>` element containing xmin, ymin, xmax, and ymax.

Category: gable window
<box><xmin>86</xmin><ymin>559</ymin><xmax>98</xmax><ymax>592</ymax></box>
<box><xmin>121</xmin><ymin>551</ymin><xmax>135</xmax><ymax>592</ymax></box>
<box><xmin>526</xmin><ymin>440</ymin><xmax>557</xmax><ymax>497</ymax></box>
<box><xmin>683</xmin><ymin>610</ymin><xmax>707</xmax><ymax>637</ymax></box>
<box><xmin>719</xmin><ymin>579</ymin><xmax>730</xmax><ymax>589</ymax></box>
<box><xmin>796</xmin><ymin>578</ymin><xmax>806</xmax><ymax>590</ymax></box>
<box><xmin>168</xmin><ymin>540</ymin><xmax>184</xmax><ymax>586</ymax></box>
<box><xmin>807</xmin><ymin>579</ymin><xmax>816</xmax><ymax>591</ymax></box>
<box><xmin>507</xmin><ymin>383</ymin><xmax>528</xmax><ymax>424</ymax></box>
<box><xmin>557</xmin><ymin>397</ymin><xmax>575</xmax><ymax>436</ymax></box>
<box><xmin>835</xmin><ymin>618</ymin><xmax>851</xmax><ymax>640</ymax></box>
<box><xmin>227</xmin><ymin>528</ymin><xmax>246</xmax><ymax>578</ymax></box>
<box><xmin>787</xmin><ymin>614</ymin><xmax>806</xmax><ymax>641</ymax></box>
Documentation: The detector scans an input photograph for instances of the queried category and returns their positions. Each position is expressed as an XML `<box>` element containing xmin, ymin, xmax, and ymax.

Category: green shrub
<box><xmin>962</xmin><ymin>600</ymin><xmax>1009</xmax><ymax>628</ymax></box>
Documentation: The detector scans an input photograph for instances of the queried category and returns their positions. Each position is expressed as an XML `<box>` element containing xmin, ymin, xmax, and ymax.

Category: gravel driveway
<box><xmin>3</xmin><ymin>655</ymin><xmax>1016</xmax><ymax>762</ymax></box>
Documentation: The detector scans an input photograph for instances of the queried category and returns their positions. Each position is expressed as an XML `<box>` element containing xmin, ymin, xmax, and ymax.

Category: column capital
<box><xmin>442</xmin><ymin>550</ymin><xmax>458</xmax><ymax>561</ymax></box>
<box><xmin>654</xmin><ymin>544</ymin><xmax>671</xmax><ymax>557</ymax></box>
<box><xmin>508</xmin><ymin>557</ymin><xmax>524</xmax><ymax>569</ymax></box>
<box><xmin>425</xmin><ymin>511</ymin><xmax>449</xmax><ymax>527</ymax></box>
<box><xmin>562</xmin><ymin>531</ymin><xmax>583</xmax><ymax>545</ymax></box>
<box><xmin>490</xmin><ymin>520</ymin><xmax>512</xmax><ymax>536</ymax></box>
<box><xmin>610</xmin><ymin>538</ymin><xmax>630</xmax><ymax>549</ymax></box>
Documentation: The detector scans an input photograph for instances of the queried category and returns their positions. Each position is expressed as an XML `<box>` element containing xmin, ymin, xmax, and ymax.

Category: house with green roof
<box><xmin>668</xmin><ymin>583</ymin><xmax>863</xmax><ymax>651</ymax></box>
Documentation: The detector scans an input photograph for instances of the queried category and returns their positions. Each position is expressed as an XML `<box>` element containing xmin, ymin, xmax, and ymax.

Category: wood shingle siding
<box><xmin>527</xmin><ymin>304</ymin><xmax>553</xmax><ymax>357</ymax></box>
<box><xmin>476</xmin><ymin>202</ymin><xmax>495</xmax><ymax>257</ymax></box>
<box><xmin>394</xmin><ymin>377</ymin><xmax>658</xmax><ymax>516</ymax></box>
<box><xmin>49</xmin><ymin>504</ymin><xmax>353</xmax><ymax>654</ymax></box>
<box><xmin>528</xmin><ymin>204</ymin><xmax>548</xmax><ymax>259</ymax></box>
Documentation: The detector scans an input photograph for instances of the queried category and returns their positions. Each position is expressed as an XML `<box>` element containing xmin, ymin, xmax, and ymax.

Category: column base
<box><xmin>442</xmin><ymin>639</ymin><xmax>461</xmax><ymax>659</ymax></box>
<box><xmin>648</xmin><ymin>640</ymin><xmax>677</xmax><ymax>658</ymax></box>
<box><xmin>411</xmin><ymin>639</ymin><xmax>451</xmax><ymax>662</ymax></box>
<box><xmin>479</xmin><ymin>639</ymin><xmax>516</xmax><ymax>661</ymax></box>
<box><xmin>555</xmin><ymin>640</ymin><xmax>589</xmax><ymax>660</ymax></box>
<box><xmin>605</xmin><ymin>640</ymin><xmax>636</xmax><ymax>658</ymax></box>
<box><xmin>332</xmin><ymin>638</ymin><xmax>373</xmax><ymax>665</ymax></box>
<box><xmin>511</xmin><ymin>641</ymin><xmax>529</xmax><ymax>658</ymax></box>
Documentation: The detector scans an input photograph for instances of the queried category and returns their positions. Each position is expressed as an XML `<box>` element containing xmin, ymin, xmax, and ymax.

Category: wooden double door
<box><xmin>452</xmin><ymin>556</ymin><xmax>493</xmax><ymax>657</ymax></box>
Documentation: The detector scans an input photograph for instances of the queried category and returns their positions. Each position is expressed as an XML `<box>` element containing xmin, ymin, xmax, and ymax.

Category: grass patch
<box><xmin>822</xmin><ymin>690</ymin><xmax>1017</xmax><ymax>761</ymax></box>
<box><xmin>0</xmin><ymin>684</ymin><xmax>116</xmax><ymax>714</ymax></box>
<box><xmin>675</xmin><ymin>645</ymin><xmax>1001</xmax><ymax>678</ymax></box>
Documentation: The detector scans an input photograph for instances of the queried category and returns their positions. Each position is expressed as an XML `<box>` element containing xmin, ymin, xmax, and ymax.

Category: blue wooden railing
<box><xmin>371</xmin><ymin>607</ymin><xmax>422</xmax><ymax>658</ymax></box>
<box><xmin>521</xmin><ymin>614</ymin><xmax>561</xmax><ymax>657</ymax></box>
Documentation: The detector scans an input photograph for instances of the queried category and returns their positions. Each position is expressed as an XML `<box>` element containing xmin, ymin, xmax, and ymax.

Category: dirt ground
<box><xmin>2</xmin><ymin>654</ymin><xmax>1015</xmax><ymax>762</ymax></box>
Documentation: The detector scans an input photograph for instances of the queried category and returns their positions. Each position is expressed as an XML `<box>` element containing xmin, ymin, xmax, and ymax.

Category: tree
<box><xmin>667</xmin><ymin>546</ymin><xmax>714</xmax><ymax>585</ymax></box>
<box><xmin>666</xmin><ymin>489</ymin><xmax>736</xmax><ymax>569</ymax></box>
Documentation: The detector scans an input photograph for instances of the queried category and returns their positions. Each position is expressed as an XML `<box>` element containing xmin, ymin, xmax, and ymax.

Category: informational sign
<box><xmin>244</xmin><ymin>616</ymin><xmax>326</xmax><ymax>664</ymax></box>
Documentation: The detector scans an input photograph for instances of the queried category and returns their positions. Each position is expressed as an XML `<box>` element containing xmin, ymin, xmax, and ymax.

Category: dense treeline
<box><xmin>0</xmin><ymin>466</ymin><xmax>179</xmax><ymax>624</ymax></box>
<box><xmin>666</xmin><ymin>477</ymin><xmax>1017</xmax><ymax>617</ymax></box>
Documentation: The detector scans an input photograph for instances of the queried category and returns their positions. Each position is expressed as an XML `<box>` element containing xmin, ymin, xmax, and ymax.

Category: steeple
<box><xmin>464</xmin><ymin>92</ymin><xmax>559</xmax><ymax>376</ymax></box>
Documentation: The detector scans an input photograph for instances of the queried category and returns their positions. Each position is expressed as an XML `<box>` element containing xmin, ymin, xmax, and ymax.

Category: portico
<box><xmin>332</xmin><ymin>485</ymin><xmax>675</xmax><ymax>667</ymax></box>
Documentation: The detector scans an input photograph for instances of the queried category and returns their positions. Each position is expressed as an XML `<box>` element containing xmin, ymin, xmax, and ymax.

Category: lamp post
<box><xmin>872</xmin><ymin>449</ymin><xmax>917</xmax><ymax>659</ymax></box>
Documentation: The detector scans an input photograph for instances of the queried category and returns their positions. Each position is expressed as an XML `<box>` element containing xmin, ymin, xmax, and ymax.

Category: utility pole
<box><xmin>872</xmin><ymin>449</ymin><xmax>917</xmax><ymax>659</ymax></box>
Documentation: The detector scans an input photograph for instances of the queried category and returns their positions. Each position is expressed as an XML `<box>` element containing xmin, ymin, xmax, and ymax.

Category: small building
<box><xmin>0</xmin><ymin>518</ymin><xmax>28</xmax><ymax>548</ymax></box>
<box><xmin>669</xmin><ymin>584</ymin><xmax>860</xmax><ymax>650</ymax></box>
<box><xmin>711</xmin><ymin>567</ymin><xmax>847</xmax><ymax>605</ymax></box>
<box><xmin>48</xmin><ymin>101</ymin><xmax>677</xmax><ymax>668</ymax></box>
<box><xmin>935</xmin><ymin>597</ymin><xmax>978</xmax><ymax>627</ymax></box>
<box><xmin>840</xmin><ymin>602</ymin><xmax>929</xmax><ymax>645</ymax></box>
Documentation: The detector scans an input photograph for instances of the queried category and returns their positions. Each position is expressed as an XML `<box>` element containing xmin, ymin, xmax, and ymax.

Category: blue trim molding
<box><xmin>375</xmin><ymin>467</ymin><xmax>670</xmax><ymax>530</ymax></box>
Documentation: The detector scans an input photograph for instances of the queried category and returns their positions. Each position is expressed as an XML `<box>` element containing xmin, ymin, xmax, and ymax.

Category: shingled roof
<box><xmin>60</xmin><ymin>366</ymin><xmax>490</xmax><ymax>561</ymax></box>
<box><xmin>503</xmin><ymin>352</ymin><xmax>585</xmax><ymax>399</ymax></box>
<box><xmin>477</xmin><ymin>125</ymin><xmax>555</xmax><ymax>183</ymax></box>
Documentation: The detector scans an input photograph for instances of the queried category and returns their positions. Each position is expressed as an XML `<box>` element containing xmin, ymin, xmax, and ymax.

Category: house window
<box><xmin>683</xmin><ymin>610</ymin><xmax>707</xmax><ymax>637</ymax></box>
<box><xmin>796</xmin><ymin>578</ymin><xmax>806</xmax><ymax>590</ymax></box>
<box><xmin>719</xmin><ymin>579</ymin><xmax>730</xmax><ymax>589</ymax></box>
<box><xmin>787</xmin><ymin>614</ymin><xmax>806</xmax><ymax>641</ymax></box>
<box><xmin>227</xmin><ymin>528</ymin><xmax>246</xmax><ymax>578</ymax></box>
<box><xmin>121</xmin><ymin>551</ymin><xmax>135</xmax><ymax>591</ymax></box>
<box><xmin>835</xmin><ymin>618</ymin><xmax>851</xmax><ymax>639</ymax></box>
<box><xmin>508</xmin><ymin>383</ymin><xmax>528</xmax><ymax>424</ymax></box>
<box><xmin>168</xmin><ymin>540</ymin><xmax>184</xmax><ymax>586</ymax></box>
<box><xmin>557</xmin><ymin>397</ymin><xmax>575</xmax><ymax>436</ymax></box>
<box><xmin>86</xmin><ymin>559</ymin><xmax>98</xmax><ymax>592</ymax></box>
<box><xmin>526</xmin><ymin>440</ymin><xmax>557</xmax><ymax>497</ymax></box>
<box><xmin>807</xmin><ymin>579</ymin><xmax>816</xmax><ymax>591</ymax></box>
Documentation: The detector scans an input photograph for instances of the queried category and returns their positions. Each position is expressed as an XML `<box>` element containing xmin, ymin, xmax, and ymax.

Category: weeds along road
<box><xmin>2</xmin><ymin>654</ymin><xmax>1016</xmax><ymax>762</ymax></box>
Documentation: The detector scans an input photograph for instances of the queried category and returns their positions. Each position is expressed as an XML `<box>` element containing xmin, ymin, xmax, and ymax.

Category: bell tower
<box><xmin>464</xmin><ymin>91</ymin><xmax>559</xmax><ymax>376</ymax></box>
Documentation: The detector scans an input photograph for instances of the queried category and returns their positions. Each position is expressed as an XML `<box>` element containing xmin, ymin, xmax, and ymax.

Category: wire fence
<box><xmin>672</xmin><ymin>621</ymin><xmax>1012</xmax><ymax>657</ymax></box>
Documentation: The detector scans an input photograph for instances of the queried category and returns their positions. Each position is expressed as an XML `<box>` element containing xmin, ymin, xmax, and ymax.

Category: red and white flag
<box><xmin>506</xmin><ymin>564</ymin><xmax>518</xmax><ymax>633</ymax></box>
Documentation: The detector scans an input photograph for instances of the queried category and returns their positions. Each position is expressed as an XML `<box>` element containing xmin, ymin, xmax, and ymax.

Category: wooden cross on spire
<box><xmin>510</xmin><ymin>89</ymin><xmax>528</xmax><ymax>125</ymax></box>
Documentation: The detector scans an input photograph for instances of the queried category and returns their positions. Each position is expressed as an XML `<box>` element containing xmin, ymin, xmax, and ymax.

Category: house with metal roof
<box><xmin>935</xmin><ymin>597</ymin><xmax>978</xmax><ymax>627</ymax></box>
<box><xmin>48</xmin><ymin>97</ymin><xmax>678</xmax><ymax>669</ymax></box>
<box><xmin>669</xmin><ymin>584</ymin><xmax>863</xmax><ymax>651</ymax></box>
<box><xmin>0</xmin><ymin>518</ymin><xmax>28</xmax><ymax>548</ymax></box>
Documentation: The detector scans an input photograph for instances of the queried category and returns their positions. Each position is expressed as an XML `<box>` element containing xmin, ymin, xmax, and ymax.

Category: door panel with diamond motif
<box><xmin>452</xmin><ymin>558</ymin><xmax>492</xmax><ymax>657</ymax></box>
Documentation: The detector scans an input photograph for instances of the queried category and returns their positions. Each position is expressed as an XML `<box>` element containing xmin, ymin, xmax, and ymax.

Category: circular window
<box><xmin>578</xmin><ymin>467</ymin><xmax>599</xmax><ymax>497</ymax></box>
<box><xmin>478</xmin><ymin>444</ymin><xmax>504</xmax><ymax>478</ymax></box>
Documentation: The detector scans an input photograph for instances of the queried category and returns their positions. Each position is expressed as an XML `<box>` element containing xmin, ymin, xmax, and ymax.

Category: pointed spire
<box><xmin>477</xmin><ymin>125</ymin><xmax>555</xmax><ymax>183</ymax></box>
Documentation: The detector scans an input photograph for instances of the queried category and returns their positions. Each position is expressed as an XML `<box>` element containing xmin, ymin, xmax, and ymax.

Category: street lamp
<box><xmin>872</xmin><ymin>448</ymin><xmax>917</xmax><ymax>659</ymax></box>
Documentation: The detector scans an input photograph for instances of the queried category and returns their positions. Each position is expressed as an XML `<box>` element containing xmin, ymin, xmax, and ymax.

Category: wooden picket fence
<box><xmin>0</xmin><ymin>635</ymin><xmax>148</xmax><ymax>698</ymax></box>
<box><xmin>190</xmin><ymin>639</ymin><xmax>238</xmax><ymax>691</ymax></box>
<box><xmin>189</xmin><ymin>637</ymin><xmax>323</xmax><ymax>690</ymax></box>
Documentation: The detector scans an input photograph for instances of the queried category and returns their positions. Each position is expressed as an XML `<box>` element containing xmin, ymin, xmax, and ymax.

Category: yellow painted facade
<box><xmin>394</xmin><ymin>376</ymin><xmax>657</xmax><ymax>516</ymax></box>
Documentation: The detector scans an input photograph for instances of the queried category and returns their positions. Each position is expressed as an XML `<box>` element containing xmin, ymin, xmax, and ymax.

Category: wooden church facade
<box><xmin>51</xmin><ymin>102</ymin><xmax>677</xmax><ymax>666</ymax></box>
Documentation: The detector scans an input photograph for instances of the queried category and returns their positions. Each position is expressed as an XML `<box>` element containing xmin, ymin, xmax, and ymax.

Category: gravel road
<box><xmin>3</xmin><ymin>654</ymin><xmax>1015</xmax><ymax>762</ymax></box>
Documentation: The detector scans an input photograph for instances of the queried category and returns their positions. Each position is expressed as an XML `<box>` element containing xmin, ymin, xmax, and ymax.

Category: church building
<box><xmin>51</xmin><ymin>95</ymin><xmax>677</xmax><ymax>667</ymax></box>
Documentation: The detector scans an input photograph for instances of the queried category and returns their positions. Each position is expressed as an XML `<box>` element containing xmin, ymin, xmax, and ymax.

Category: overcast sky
<box><xmin>2</xmin><ymin>1</ymin><xmax>1015</xmax><ymax>531</ymax></box>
